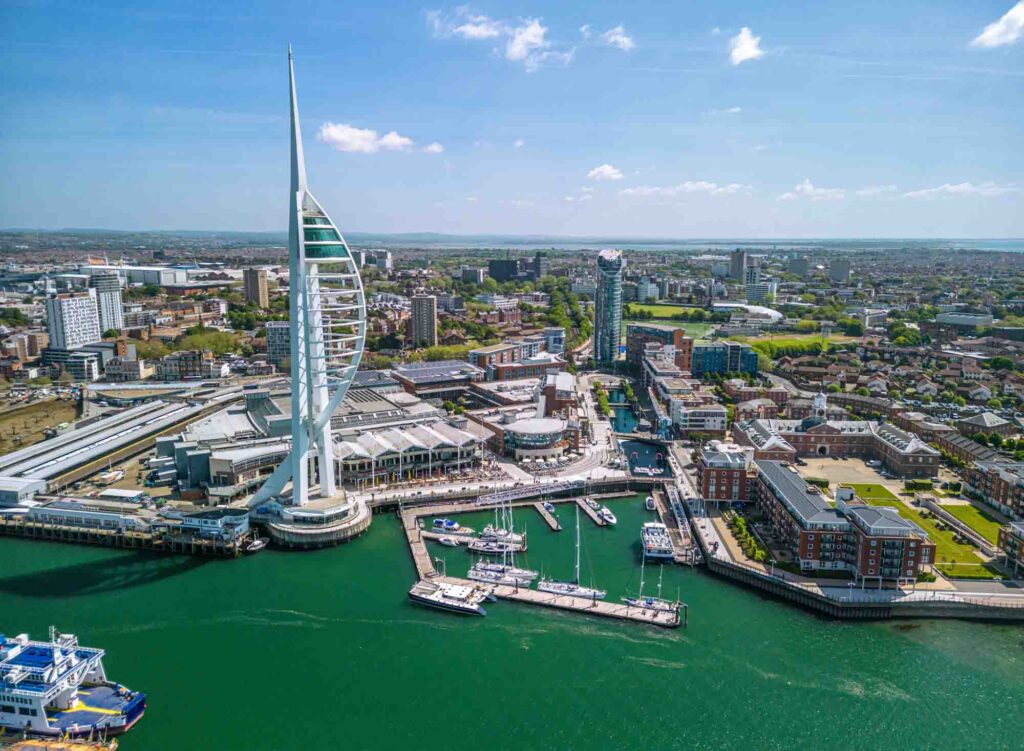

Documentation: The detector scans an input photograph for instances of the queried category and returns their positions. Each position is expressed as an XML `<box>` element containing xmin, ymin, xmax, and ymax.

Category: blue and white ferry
<box><xmin>1</xmin><ymin>627</ymin><xmax>146</xmax><ymax>737</ymax></box>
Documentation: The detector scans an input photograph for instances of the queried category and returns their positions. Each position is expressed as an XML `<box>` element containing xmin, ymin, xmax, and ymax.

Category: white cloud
<box><xmin>707</xmin><ymin>106</ymin><xmax>742</xmax><ymax>115</ymax></box>
<box><xmin>855</xmin><ymin>184</ymin><xmax>897</xmax><ymax>197</ymax></box>
<box><xmin>587</xmin><ymin>164</ymin><xmax>624</xmax><ymax>181</ymax></box>
<box><xmin>422</xmin><ymin>142</ymin><xmax>445</xmax><ymax>154</ymax></box>
<box><xmin>429</xmin><ymin>9</ymin><xmax>573</xmax><ymax>71</ymax></box>
<box><xmin>579</xmin><ymin>24</ymin><xmax>591</xmax><ymax>39</ymax></box>
<box><xmin>428</xmin><ymin>8</ymin><xmax>503</xmax><ymax>39</ymax></box>
<box><xmin>902</xmin><ymin>182</ymin><xmax>1021</xmax><ymax>199</ymax></box>
<box><xmin>971</xmin><ymin>2</ymin><xmax>1024</xmax><ymax>48</ymax></box>
<box><xmin>620</xmin><ymin>181</ymin><xmax>746</xmax><ymax>197</ymax></box>
<box><xmin>514</xmin><ymin>139</ymin><xmax>525</xmax><ymax>148</ymax></box>
<box><xmin>467</xmin><ymin>196</ymin><xmax>479</xmax><ymax>202</ymax></box>
<box><xmin>318</xmin><ymin>123</ymin><xmax>424</xmax><ymax>153</ymax></box>
<box><xmin>729</xmin><ymin>27</ymin><xmax>764</xmax><ymax>66</ymax></box>
<box><xmin>580</xmin><ymin>186</ymin><xmax>595</xmax><ymax>193</ymax></box>
<box><xmin>711</xmin><ymin>27</ymin><xmax>722</xmax><ymax>36</ymax></box>
<box><xmin>777</xmin><ymin>179</ymin><xmax>845</xmax><ymax>201</ymax></box>
<box><xmin>601</xmin><ymin>25</ymin><xmax>635</xmax><ymax>51</ymax></box>
<box><xmin>504</xmin><ymin>199</ymin><xmax>535</xmax><ymax>207</ymax></box>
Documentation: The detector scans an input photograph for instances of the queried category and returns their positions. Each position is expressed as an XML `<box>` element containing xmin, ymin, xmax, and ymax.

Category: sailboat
<box><xmin>622</xmin><ymin>558</ymin><xmax>678</xmax><ymax>613</ymax></box>
<box><xmin>538</xmin><ymin>505</ymin><xmax>606</xmax><ymax>599</ymax></box>
<box><xmin>469</xmin><ymin>495</ymin><xmax>537</xmax><ymax>584</ymax></box>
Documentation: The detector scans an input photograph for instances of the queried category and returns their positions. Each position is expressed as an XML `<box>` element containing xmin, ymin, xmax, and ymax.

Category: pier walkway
<box><xmin>533</xmin><ymin>502</ymin><xmax>562</xmax><ymax>531</ymax></box>
<box><xmin>575</xmin><ymin>498</ymin><xmax>606</xmax><ymax>526</ymax></box>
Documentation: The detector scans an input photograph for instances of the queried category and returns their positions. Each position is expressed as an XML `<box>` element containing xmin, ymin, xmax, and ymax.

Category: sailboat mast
<box><xmin>574</xmin><ymin>504</ymin><xmax>580</xmax><ymax>585</ymax></box>
<box><xmin>658</xmin><ymin>565</ymin><xmax>664</xmax><ymax>600</ymax></box>
<box><xmin>639</xmin><ymin>552</ymin><xmax>646</xmax><ymax>597</ymax></box>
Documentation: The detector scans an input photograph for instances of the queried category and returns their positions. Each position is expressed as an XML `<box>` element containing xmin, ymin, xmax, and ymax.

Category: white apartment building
<box><xmin>46</xmin><ymin>290</ymin><xmax>101</xmax><ymax>349</ymax></box>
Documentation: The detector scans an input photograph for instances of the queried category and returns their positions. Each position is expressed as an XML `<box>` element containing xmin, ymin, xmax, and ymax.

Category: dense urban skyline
<box><xmin>2</xmin><ymin>1</ymin><xmax>1023</xmax><ymax>237</ymax></box>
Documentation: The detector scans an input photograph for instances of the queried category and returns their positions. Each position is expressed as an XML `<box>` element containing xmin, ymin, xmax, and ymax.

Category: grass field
<box><xmin>0</xmin><ymin>399</ymin><xmax>78</xmax><ymax>453</ymax></box>
<box><xmin>840</xmin><ymin>483</ymin><xmax>900</xmax><ymax>502</ymax></box>
<box><xmin>730</xmin><ymin>333</ymin><xmax>859</xmax><ymax>346</ymax></box>
<box><xmin>943</xmin><ymin>504</ymin><xmax>1004</xmax><ymax>545</ymax></box>
<box><xmin>841</xmin><ymin>484</ymin><xmax>1000</xmax><ymax>579</ymax></box>
<box><xmin>621</xmin><ymin>320</ymin><xmax>717</xmax><ymax>341</ymax></box>
<box><xmin>622</xmin><ymin>303</ymin><xmax>704</xmax><ymax>318</ymax></box>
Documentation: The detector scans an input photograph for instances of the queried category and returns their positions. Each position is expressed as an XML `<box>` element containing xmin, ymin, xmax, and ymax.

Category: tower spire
<box><xmin>288</xmin><ymin>44</ymin><xmax>307</xmax><ymax>193</ymax></box>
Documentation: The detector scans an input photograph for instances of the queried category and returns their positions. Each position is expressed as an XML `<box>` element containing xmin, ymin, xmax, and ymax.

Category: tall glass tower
<box><xmin>252</xmin><ymin>49</ymin><xmax>367</xmax><ymax>506</ymax></box>
<box><xmin>594</xmin><ymin>249</ymin><xmax>625</xmax><ymax>363</ymax></box>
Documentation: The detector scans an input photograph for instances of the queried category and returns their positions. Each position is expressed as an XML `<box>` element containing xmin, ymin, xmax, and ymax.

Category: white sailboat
<box><xmin>538</xmin><ymin>505</ymin><xmax>606</xmax><ymax>599</ymax></box>
<box><xmin>470</xmin><ymin>494</ymin><xmax>536</xmax><ymax>583</ymax></box>
<box><xmin>622</xmin><ymin>557</ymin><xmax>678</xmax><ymax>613</ymax></box>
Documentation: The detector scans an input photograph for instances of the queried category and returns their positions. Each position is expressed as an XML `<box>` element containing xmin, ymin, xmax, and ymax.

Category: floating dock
<box><xmin>532</xmin><ymin>502</ymin><xmax>561</xmax><ymax>531</ymax></box>
<box><xmin>575</xmin><ymin>498</ymin><xmax>607</xmax><ymax>526</ymax></box>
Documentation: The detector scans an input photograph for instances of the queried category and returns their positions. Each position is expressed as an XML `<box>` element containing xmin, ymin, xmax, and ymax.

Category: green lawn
<box><xmin>621</xmin><ymin>320</ymin><xmax>716</xmax><ymax>340</ymax></box>
<box><xmin>839</xmin><ymin>483</ymin><xmax>900</xmax><ymax>502</ymax></box>
<box><xmin>623</xmin><ymin>303</ymin><xmax>704</xmax><ymax>318</ymax></box>
<box><xmin>943</xmin><ymin>504</ymin><xmax>1004</xmax><ymax>546</ymax></box>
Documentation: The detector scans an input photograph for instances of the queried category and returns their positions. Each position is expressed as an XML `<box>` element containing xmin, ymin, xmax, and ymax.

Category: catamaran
<box><xmin>622</xmin><ymin>558</ymin><xmax>679</xmax><ymax>614</ymax></box>
<box><xmin>538</xmin><ymin>505</ymin><xmax>606</xmax><ymax>599</ymax></box>
<box><xmin>0</xmin><ymin>628</ymin><xmax>146</xmax><ymax>737</ymax></box>
<box><xmin>408</xmin><ymin>580</ymin><xmax>488</xmax><ymax>616</ymax></box>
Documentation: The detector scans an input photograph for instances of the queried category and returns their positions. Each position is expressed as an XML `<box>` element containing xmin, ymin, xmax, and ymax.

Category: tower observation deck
<box><xmin>251</xmin><ymin>49</ymin><xmax>367</xmax><ymax>514</ymax></box>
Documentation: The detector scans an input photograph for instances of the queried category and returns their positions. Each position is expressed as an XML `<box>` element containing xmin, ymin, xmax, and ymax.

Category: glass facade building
<box><xmin>595</xmin><ymin>249</ymin><xmax>625</xmax><ymax>363</ymax></box>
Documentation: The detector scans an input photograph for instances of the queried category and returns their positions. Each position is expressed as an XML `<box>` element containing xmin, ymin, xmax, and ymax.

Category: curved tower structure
<box><xmin>253</xmin><ymin>49</ymin><xmax>367</xmax><ymax>507</ymax></box>
<box><xmin>594</xmin><ymin>249</ymin><xmax>625</xmax><ymax>363</ymax></box>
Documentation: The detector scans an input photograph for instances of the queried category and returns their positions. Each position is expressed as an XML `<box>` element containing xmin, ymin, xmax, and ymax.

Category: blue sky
<box><xmin>1</xmin><ymin>0</ymin><xmax>1022</xmax><ymax>237</ymax></box>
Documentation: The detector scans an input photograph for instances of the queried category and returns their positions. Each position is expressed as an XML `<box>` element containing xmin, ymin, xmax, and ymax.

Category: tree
<box><xmin>990</xmin><ymin>433</ymin><xmax>1004</xmax><ymax>448</ymax></box>
<box><xmin>986</xmin><ymin>397</ymin><xmax>1003</xmax><ymax>409</ymax></box>
<box><xmin>953</xmin><ymin>396</ymin><xmax>967</xmax><ymax>407</ymax></box>
<box><xmin>989</xmin><ymin>356</ymin><xmax>1014</xmax><ymax>372</ymax></box>
<box><xmin>102</xmin><ymin>329</ymin><xmax>120</xmax><ymax>339</ymax></box>
<box><xmin>826</xmin><ymin>382</ymin><xmax>841</xmax><ymax>393</ymax></box>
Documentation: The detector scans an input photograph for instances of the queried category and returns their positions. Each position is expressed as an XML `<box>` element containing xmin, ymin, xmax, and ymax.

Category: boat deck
<box><xmin>45</xmin><ymin>686</ymin><xmax>138</xmax><ymax>732</ymax></box>
<box><xmin>532</xmin><ymin>502</ymin><xmax>562</xmax><ymax>531</ymax></box>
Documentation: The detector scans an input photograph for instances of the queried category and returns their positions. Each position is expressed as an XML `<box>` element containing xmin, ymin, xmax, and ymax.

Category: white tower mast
<box><xmin>252</xmin><ymin>48</ymin><xmax>367</xmax><ymax>506</ymax></box>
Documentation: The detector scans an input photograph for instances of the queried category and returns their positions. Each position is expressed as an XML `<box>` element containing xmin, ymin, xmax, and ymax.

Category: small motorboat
<box><xmin>542</xmin><ymin>502</ymin><xmax>555</xmax><ymax>513</ymax></box>
<box><xmin>646</xmin><ymin>496</ymin><xmax>656</xmax><ymax>511</ymax></box>
<box><xmin>438</xmin><ymin>536</ymin><xmax>460</xmax><ymax>547</ymax></box>
<box><xmin>245</xmin><ymin>537</ymin><xmax>268</xmax><ymax>554</ymax></box>
<box><xmin>584</xmin><ymin>498</ymin><xmax>600</xmax><ymax>510</ymax></box>
<box><xmin>598</xmin><ymin>506</ymin><xmax>617</xmax><ymax>525</ymax></box>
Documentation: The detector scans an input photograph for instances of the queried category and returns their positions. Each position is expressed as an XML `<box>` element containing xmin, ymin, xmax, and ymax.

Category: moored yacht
<box><xmin>645</xmin><ymin>496</ymin><xmax>656</xmax><ymax>511</ymax></box>
<box><xmin>468</xmin><ymin>560</ymin><xmax>537</xmax><ymax>585</ymax></box>
<box><xmin>431</xmin><ymin>519</ymin><xmax>475</xmax><ymax>537</ymax></box>
<box><xmin>598</xmin><ymin>506</ymin><xmax>617</xmax><ymax>525</ymax></box>
<box><xmin>479</xmin><ymin>524</ymin><xmax>525</xmax><ymax>545</ymax></box>
<box><xmin>537</xmin><ymin>506</ymin><xmax>607</xmax><ymax>600</ymax></box>
<box><xmin>408</xmin><ymin>580</ymin><xmax>488</xmax><ymax>616</ymax></box>
<box><xmin>0</xmin><ymin>628</ymin><xmax>146</xmax><ymax>738</ymax></box>
<box><xmin>467</xmin><ymin>539</ymin><xmax>526</xmax><ymax>555</ymax></box>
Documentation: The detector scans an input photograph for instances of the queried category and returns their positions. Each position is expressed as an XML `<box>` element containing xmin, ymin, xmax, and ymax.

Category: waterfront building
<box><xmin>45</xmin><ymin>290</ymin><xmax>100</xmax><ymax>349</ymax></box>
<box><xmin>626</xmin><ymin>323</ymin><xmax>692</xmax><ymax>368</ymax></box>
<box><xmin>265</xmin><ymin>321</ymin><xmax>291</xmax><ymax>365</ymax></box>
<box><xmin>391</xmin><ymin>359</ymin><xmax>484</xmax><ymax>400</ymax></box>
<box><xmin>696</xmin><ymin>441</ymin><xmax>755</xmax><ymax>502</ymax></box>
<box><xmin>243</xmin><ymin>268</ymin><xmax>270</xmax><ymax>309</ymax></box>
<box><xmin>411</xmin><ymin>294</ymin><xmax>438</xmax><ymax>347</ymax></box>
<box><xmin>999</xmin><ymin>522</ymin><xmax>1024</xmax><ymax>578</ymax></box>
<box><xmin>754</xmin><ymin>460</ymin><xmax>935</xmax><ymax>583</ymax></box>
<box><xmin>250</xmin><ymin>49</ymin><xmax>367</xmax><ymax>509</ymax></box>
<box><xmin>965</xmin><ymin>461</ymin><xmax>1024</xmax><ymax>520</ymax></box>
<box><xmin>594</xmin><ymin>249</ymin><xmax>625</xmax><ymax>363</ymax></box>
<box><xmin>89</xmin><ymin>274</ymin><xmax>124</xmax><ymax>333</ymax></box>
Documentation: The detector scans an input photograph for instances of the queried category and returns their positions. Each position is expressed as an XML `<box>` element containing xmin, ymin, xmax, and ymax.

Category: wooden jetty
<box><xmin>575</xmin><ymin>498</ymin><xmax>606</xmax><ymax>526</ymax></box>
<box><xmin>533</xmin><ymin>502</ymin><xmax>561</xmax><ymax>531</ymax></box>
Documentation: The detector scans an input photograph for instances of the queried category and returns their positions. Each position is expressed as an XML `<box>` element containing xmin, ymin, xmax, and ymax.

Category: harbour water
<box><xmin>2</xmin><ymin>494</ymin><xmax>1023</xmax><ymax>750</ymax></box>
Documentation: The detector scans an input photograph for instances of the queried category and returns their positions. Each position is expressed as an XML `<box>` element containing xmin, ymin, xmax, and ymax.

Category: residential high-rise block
<box><xmin>243</xmin><ymin>268</ymin><xmax>270</xmax><ymax>309</ymax></box>
<box><xmin>411</xmin><ymin>294</ymin><xmax>438</xmax><ymax>347</ymax></box>
<box><xmin>46</xmin><ymin>290</ymin><xmax>101</xmax><ymax>349</ymax></box>
<box><xmin>595</xmin><ymin>249</ymin><xmax>625</xmax><ymax>363</ymax></box>
<box><xmin>730</xmin><ymin>249</ymin><xmax>748</xmax><ymax>281</ymax></box>
<box><xmin>89</xmin><ymin>274</ymin><xmax>124</xmax><ymax>333</ymax></box>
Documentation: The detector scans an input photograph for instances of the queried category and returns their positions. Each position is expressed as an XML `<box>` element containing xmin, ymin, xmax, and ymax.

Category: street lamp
<box><xmin>769</xmin><ymin>558</ymin><xmax>776</xmax><ymax>577</ymax></box>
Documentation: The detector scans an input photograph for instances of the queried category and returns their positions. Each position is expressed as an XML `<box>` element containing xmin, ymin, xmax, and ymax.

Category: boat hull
<box><xmin>408</xmin><ymin>593</ymin><xmax>486</xmax><ymax>616</ymax></box>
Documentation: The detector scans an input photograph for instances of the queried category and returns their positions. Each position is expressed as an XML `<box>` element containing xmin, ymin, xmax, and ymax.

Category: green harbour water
<box><xmin>3</xmin><ymin>493</ymin><xmax>1023</xmax><ymax>750</ymax></box>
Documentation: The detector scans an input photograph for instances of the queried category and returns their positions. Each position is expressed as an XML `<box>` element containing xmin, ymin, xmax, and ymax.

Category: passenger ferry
<box><xmin>0</xmin><ymin>628</ymin><xmax>146</xmax><ymax>738</ymax></box>
<box><xmin>641</xmin><ymin>522</ymin><xmax>674</xmax><ymax>560</ymax></box>
<box><xmin>408</xmin><ymin>580</ymin><xmax>488</xmax><ymax>616</ymax></box>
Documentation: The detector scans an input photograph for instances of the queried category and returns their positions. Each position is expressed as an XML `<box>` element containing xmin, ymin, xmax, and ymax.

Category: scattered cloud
<box><xmin>514</xmin><ymin>138</ymin><xmax>525</xmax><ymax>148</ymax></box>
<box><xmin>706</xmin><ymin>106</ymin><xmax>742</xmax><ymax>115</ymax></box>
<box><xmin>621</xmin><ymin>181</ymin><xmax>747</xmax><ymax>197</ymax></box>
<box><xmin>428</xmin><ymin>9</ymin><xmax>574</xmax><ymax>71</ymax></box>
<box><xmin>467</xmin><ymin>196</ymin><xmax>479</xmax><ymax>202</ymax></box>
<box><xmin>319</xmin><ymin>123</ymin><xmax>434</xmax><ymax>154</ymax></box>
<box><xmin>601</xmin><ymin>25</ymin><xmax>635</xmax><ymax>52</ymax></box>
<box><xmin>427</xmin><ymin>8</ymin><xmax>502</xmax><ymax>39</ymax></box>
<box><xmin>970</xmin><ymin>2</ymin><xmax>1024</xmax><ymax>48</ymax></box>
<box><xmin>711</xmin><ymin>27</ymin><xmax>722</xmax><ymax>36</ymax></box>
<box><xmin>777</xmin><ymin>179</ymin><xmax>845</xmax><ymax>201</ymax></box>
<box><xmin>503</xmin><ymin>199</ymin><xmax>535</xmax><ymax>207</ymax></box>
<box><xmin>580</xmin><ymin>186</ymin><xmax>595</xmax><ymax>194</ymax></box>
<box><xmin>750</xmin><ymin>144</ymin><xmax>770</xmax><ymax>152</ymax></box>
<box><xmin>579</xmin><ymin>24</ymin><xmax>591</xmax><ymax>39</ymax></box>
<box><xmin>587</xmin><ymin>164</ymin><xmax>624</xmax><ymax>181</ymax></box>
<box><xmin>855</xmin><ymin>184</ymin><xmax>897</xmax><ymax>197</ymax></box>
<box><xmin>729</xmin><ymin>27</ymin><xmax>764</xmax><ymax>66</ymax></box>
<box><xmin>902</xmin><ymin>182</ymin><xmax>1021</xmax><ymax>199</ymax></box>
